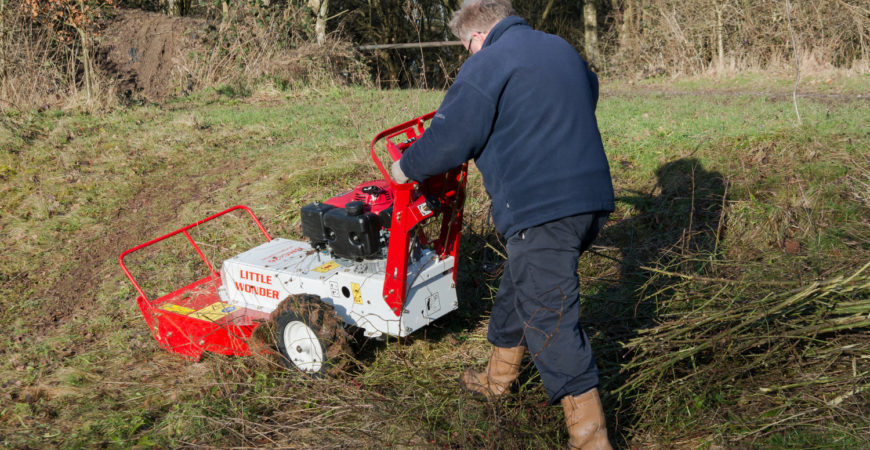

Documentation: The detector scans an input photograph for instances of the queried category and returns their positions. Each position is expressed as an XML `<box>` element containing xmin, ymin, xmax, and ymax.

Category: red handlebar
<box><xmin>369</xmin><ymin>111</ymin><xmax>437</xmax><ymax>184</ymax></box>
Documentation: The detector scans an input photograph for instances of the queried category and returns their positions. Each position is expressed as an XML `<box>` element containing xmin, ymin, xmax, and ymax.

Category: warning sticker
<box><xmin>313</xmin><ymin>261</ymin><xmax>341</xmax><ymax>273</ymax></box>
<box><xmin>160</xmin><ymin>304</ymin><xmax>195</xmax><ymax>315</ymax></box>
<box><xmin>417</xmin><ymin>202</ymin><xmax>433</xmax><ymax>217</ymax></box>
<box><xmin>189</xmin><ymin>302</ymin><xmax>237</xmax><ymax>322</ymax></box>
<box><xmin>351</xmin><ymin>282</ymin><xmax>363</xmax><ymax>305</ymax></box>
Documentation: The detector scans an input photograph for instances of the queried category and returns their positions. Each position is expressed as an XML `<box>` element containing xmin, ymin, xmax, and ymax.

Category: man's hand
<box><xmin>391</xmin><ymin>160</ymin><xmax>410</xmax><ymax>184</ymax></box>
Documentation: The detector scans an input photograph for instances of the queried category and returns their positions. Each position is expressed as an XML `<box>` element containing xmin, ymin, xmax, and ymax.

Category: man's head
<box><xmin>449</xmin><ymin>0</ymin><xmax>516</xmax><ymax>54</ymax></box>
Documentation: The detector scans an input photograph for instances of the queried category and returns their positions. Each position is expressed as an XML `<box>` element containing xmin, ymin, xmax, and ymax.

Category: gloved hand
<box><xmin>391</xmin><ymin>160</ymin><xmax>410</xmax><ymax>184</ymax></box>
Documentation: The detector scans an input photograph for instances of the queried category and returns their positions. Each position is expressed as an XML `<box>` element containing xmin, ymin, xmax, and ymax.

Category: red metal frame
<box><xmin>370</xmin><ymin>111</ymin><xmax>468</xmax><ymax>315</ymax></box>
<box><xmin>119</xmin><ymin>205</ymin><xmax>272</xmax><ymax>360</ymax></box>
<box><xmin>120</xmin><ymin>205</ymin><xmax>271</xmax><ymax>303</ymax></box>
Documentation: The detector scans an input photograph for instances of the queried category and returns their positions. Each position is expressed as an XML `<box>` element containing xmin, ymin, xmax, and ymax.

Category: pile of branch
<box><xmin>617</xmin><ymin>261</ymin><xmax>870</xmax><ymax>437</ymax></box>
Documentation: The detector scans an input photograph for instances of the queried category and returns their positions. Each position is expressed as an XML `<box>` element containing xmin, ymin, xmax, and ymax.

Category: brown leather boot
<box><xmin>561</xmin><ymin>388</ymin><xmax>612</xmax><ymax>450</ymax></box>
<box><xmin>458</xmin><ymin>345</ymin><xmax>525</xmax><ymax>399</ymax></box>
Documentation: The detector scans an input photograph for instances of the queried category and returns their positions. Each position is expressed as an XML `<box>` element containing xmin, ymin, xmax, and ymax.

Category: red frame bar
<box><xmin>370</xmin><ymin>111</ymin><xmax>437</xmax><ymax>180</ymax></box>
<box><xmin>369</xmin><ymin>112</ymin><xmax>467</xmax><ymax>315</ymax></box>
<box><xmin>119</xmin><ymin>205</ymin><xmax>272</xmax><ymax>305</ymax></box>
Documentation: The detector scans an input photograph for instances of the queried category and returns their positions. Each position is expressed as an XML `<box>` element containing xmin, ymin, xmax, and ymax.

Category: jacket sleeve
<box><xmin>399</xmin><ymin>81</ymin><xmax>497</xmax><ymax>182</ymax></box>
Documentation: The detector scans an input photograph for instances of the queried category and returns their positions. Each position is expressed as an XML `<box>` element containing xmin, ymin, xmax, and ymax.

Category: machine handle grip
<box><xmin>370</xmin><ymin>110</ymin><xmax>437</xmax><ymax>184</ymax></box>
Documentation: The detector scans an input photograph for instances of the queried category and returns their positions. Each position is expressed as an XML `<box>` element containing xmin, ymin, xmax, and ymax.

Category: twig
<box><xmin>785</xmin><ymin>0</ymin><xmax>802</xmax><ymax>125</ymax></box>
<box><xmin>713</xmin><ymin>178</ymin><xmax>729</xmax><ymax>259</ymax></box>
<box><xmin>759</xmin><ymin>376</ymin><xmax>837</xmax><ymax>393</ymax></box>
<box><xmin>638</xmin><ymin>266</ymin><xmax>801</xmax><ymax>286</ymax></box>
<box><xmin>740</xmin><ymin>408</ymin><xmax>816</xmax><ymax>438</ymax></box>
<box><xmin>828</xmin><ymin>383</ymin><xmax>869</xmax><ymax>406</ymax></box>
<box><xmin>356</xmin><ymin>41</ymin><xmax>462</xmax><ymax>51</ymax></box>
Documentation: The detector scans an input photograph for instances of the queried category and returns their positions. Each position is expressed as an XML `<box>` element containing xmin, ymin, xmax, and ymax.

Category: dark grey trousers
<box><xmin>487</xmin><ymin>211</ymin><xmax>608</xmax><ymax>404</ymax></box>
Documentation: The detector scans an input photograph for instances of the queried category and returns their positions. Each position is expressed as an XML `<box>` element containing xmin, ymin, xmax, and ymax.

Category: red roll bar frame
<box><xmin>118</xmin><ymin>205</ymin><xmax>272</xmax><ymax>305</ymax></box>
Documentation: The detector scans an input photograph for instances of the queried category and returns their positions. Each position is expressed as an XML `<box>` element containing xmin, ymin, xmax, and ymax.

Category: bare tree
<box><xmin>584</xmin><ymin>0</ymin><xmax>600</xmax><ymax>67</ymax></box>
<box><xmin>714</xmin><ymin>1</ymin><xmax>725</xmax><ymax>69</ymax></box>
<box><xmin>785</xmin><ymin>0</ymin><xmax>801</xmax><ymax>125</ymax></box>
<box><xmin>309</xmin><ymin>0</ymin><xmax>330</xmax><ymax>44</ymax></box>
<box><xmin>0</xmin><ymin>0</ymin><xmax>7</xmax><ymax>82</ymax></box>
<box><xmin>163</xmin><ymin>0</ymin><xmax>189</xmax><ymax>16</ymax></box>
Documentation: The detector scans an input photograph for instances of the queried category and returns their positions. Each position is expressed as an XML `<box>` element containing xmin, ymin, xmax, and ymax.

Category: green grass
<box><xmin>629</xmin><ymin>69</ymin><xmax>870</xmax><ymax>97</ymax></box>
<box><xmin>1</xmin><ymin>75</ymin><xmax>868</xmax><ymax>447</ymax></box>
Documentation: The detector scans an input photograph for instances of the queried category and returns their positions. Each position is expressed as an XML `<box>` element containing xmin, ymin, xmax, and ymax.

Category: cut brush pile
<box><xmin>619</xmin><ymin>261</ymin><xmax>870</xmax><ymax>442</ymax></box>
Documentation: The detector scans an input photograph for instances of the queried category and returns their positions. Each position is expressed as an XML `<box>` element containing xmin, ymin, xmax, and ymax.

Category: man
<box><xmin>391</xmin><ymin>1</ymin><xmax>614</xmax><ymax>448</ymax></box>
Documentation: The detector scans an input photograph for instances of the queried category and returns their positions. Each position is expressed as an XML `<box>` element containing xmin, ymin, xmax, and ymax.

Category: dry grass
<box><xmin>0</xmin><ymin>3</ymin><xmax>368</xmax><ymax>112</ymax></box>
<box><xmin>174</xmin><ymin>4</ymin><xmax>370</xmax><ymax>96</ymax></box>
<box><xmin>607</xmin><ymin>0</ymin><xmax>870</xmax><ymax>78</ymax></box>
<box><xmin>0</xmin><ymin>4</ymin><xmax>118</xmax><ymax>112</ymax></box>
<box><xmin>4</xmin><ymin>1</ymin><xmax>868</xmax><ymax>110</ymax></box>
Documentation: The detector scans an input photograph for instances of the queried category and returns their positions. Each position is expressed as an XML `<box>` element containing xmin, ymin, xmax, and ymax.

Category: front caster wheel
<box><xmin>270</xmin><ymin>294</ymin><xmax>351</xmax><ymax>376</ymax></box>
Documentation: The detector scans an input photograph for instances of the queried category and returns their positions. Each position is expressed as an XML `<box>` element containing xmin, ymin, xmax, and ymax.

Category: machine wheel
<box><xmin>270</xmin><ymin>294</ymin><xmax>352</xmax><ymax>376</ymax></box>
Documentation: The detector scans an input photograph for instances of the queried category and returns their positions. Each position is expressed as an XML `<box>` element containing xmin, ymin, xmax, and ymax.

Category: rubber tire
<box><xmin>270</xmin><ymin>294</ymin><xmax>351</xmax><ymax>376</ymax></box>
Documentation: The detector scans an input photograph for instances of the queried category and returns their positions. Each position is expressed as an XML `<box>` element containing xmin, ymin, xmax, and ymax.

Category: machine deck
<box><xmin>155</xmin><ymin>277</ymin><xmax>270</xmax><ymax>325</ymax></box>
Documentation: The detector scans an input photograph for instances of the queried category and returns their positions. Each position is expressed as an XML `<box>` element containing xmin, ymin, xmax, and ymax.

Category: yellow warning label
<box><xmin>189</xmin><ymin>302</ymin><xmax>236</xmax><ymax>322</ymax></box>
<box><xmin>160</xmin><ymin>304</ymin><xmax>195</xmax><ymax>315</ymax></box>
<box><xmin>313</xmin><ymin>261</ymin><xmax>341</xmax><ymax>273</ymax></box>
<box><xmin>351</xmin><ymin>282</ymin><xmax>363</xmax><ymax>305</ymax></box>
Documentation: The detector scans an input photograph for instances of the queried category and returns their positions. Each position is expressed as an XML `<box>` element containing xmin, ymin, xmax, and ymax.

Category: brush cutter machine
<box><xmin>119</xmin><ymin>112</ymin><xmax>468</xmax><ymax>374</ymax></box>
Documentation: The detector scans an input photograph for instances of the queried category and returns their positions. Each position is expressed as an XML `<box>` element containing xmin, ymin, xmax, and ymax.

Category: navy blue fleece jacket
<box><xmin>399</xmin><ymin>16</ymin><xmax>615</xmax><ymax>237</ymax></box>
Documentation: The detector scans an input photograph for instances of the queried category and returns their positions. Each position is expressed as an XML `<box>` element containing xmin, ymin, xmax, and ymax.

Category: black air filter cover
<box><xmin>323</xmin><ymin>206</ymin><xmax>381</xmax><ymax>260</ymax></box>
<box><xmin>300</xmin><ymin>202</ymin><xmax>335</xmax><ymax>248</ymax></box>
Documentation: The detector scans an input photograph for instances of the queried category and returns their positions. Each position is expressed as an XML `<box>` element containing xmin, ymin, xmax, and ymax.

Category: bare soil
<box><xmin>97</xmin><ymin>9</ymin><xmax>209</xmax><ymax>101</ymax></box>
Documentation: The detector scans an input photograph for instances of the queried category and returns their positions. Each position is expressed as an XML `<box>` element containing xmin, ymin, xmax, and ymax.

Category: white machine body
<box><xmin>218</xmin><ymin>238</ymin><xmax>458</xmax><ymax>338</ymax></box>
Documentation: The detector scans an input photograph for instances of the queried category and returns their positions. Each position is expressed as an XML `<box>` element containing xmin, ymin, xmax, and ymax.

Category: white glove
<box><xmin>391</xmin><ymin>160</ymin><xmax>410</xmax><ymax>184</ymax></box>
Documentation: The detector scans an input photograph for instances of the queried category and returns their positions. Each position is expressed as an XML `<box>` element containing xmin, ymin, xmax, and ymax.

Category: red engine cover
<box><xmin>323</xmin><ymin>180</ymin><xmax>395</xmax><ymax>215</ymax></box>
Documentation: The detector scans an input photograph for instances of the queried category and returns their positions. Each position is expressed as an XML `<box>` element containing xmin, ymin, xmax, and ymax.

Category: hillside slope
<box><xmin>1</xmin><ymin>79</ymin><xmax>868</xmax><ymax>447</ymax></box>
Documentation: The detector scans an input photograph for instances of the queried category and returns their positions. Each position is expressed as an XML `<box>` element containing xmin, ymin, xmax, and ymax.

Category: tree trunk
<box><xmin>73</xmin><ymin>0</ymin><xmax>92</xmax><ymax>101</ymax></box>
<box><xmin>619</xmin><ymin>1</ymin><xmax>633</xmax><ymax>51</ymax></box>
<box><xmin>641</xmin><ymin>0</ymin><xmax>649</xmax><ymax>32</ymax></box>
<box><xmin>0</xmin><ymin>0</ymin><xmax>7</xmax><ymax>80</ymax></box>
<box><xmin>583</xmin><ymin>0</ymin><xmax>599</xmax><ymax>67</ymax></box>
<box><xmin>309</xmin><ymin>0</ymin><xmax>329</xmax><ymax>44</ymax></box>
<box><xmin>165</xmin><ymin>0</ymin><xmax>181</xmax><ymax>16</ymax></box>
<box><xmin>715</xmin><ymin>3</ymin><xmax>725</xmax><ymax>69</ymax></box>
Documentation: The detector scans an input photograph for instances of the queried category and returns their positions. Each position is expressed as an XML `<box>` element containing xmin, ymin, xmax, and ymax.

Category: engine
<box><xmin>300</xmin><ymin>180</ymin><xmax>394</xmax><ymax>260</ymax></box>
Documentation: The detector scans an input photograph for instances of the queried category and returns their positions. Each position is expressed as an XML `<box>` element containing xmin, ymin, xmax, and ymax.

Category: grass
<box><xmin>1</xmin><ymin>74</ymin><xmax>868</xmax><ymax>447</ymax></box>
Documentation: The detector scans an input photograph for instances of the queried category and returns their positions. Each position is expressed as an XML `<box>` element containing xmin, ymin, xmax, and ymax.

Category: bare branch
<box><xmin>785</xmin><ymin>0</ymin><xmax>802</xmax><ymax>125</ymax></box>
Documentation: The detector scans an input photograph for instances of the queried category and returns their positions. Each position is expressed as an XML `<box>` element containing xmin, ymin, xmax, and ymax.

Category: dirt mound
<box><xmin>98</xmin><ymin>9</ymin><xmax>209</xmax><ymax>101</ymax></box>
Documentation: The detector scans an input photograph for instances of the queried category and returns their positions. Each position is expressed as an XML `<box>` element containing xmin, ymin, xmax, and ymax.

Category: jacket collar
<box><xmin>482</xmin><ymin>16</ymin><xmax>528</xmax><ymax>49</ymax></box>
